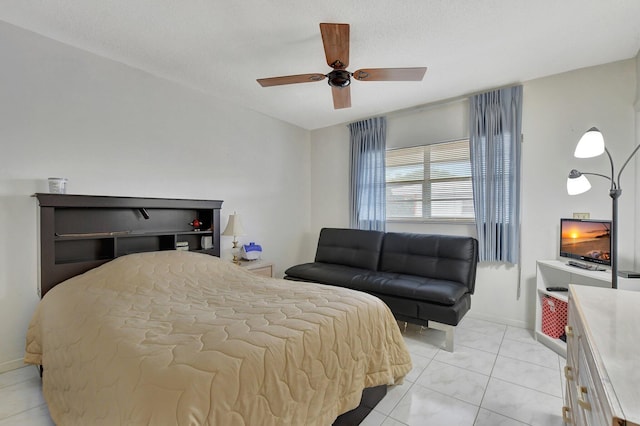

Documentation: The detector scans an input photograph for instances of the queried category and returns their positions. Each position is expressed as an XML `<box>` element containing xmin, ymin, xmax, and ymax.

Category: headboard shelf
<box><xmin>54</xmin><ymin>229</ymin><xmax>214</xmax><ymax>240</ymax></box>
<box><xmin>36</xmin><ymin>194</ymin><xmax>223</xmax><ymax>297</ymax></box>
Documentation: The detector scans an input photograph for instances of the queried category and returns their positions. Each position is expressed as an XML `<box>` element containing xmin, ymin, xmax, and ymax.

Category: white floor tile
<box><xmin>0</xmin><ymin>377</ymin><xmax>46</xmax><ymax>419</ymax></box>
<box><xmin>458</xmin><ymin>317</ymin><xmax>507</xmax><ymax>339</ymax></box>
<box><xmin>402</xmin><ymin>324</ymin><xmax>445</xmax><ymax>347</ymax></box>
<box><xmin>481</xmin><ymin>377</ymin><xmax>564</xmax><ymax>426</ymax></box>
<box><xmin>0</xmin><ymin>404</ymin><xmax>54</xmax><ymax>426</ymax></box>
<box><xmin>381</xmin><ymin>417</ymin><xmax>409</xmax><ymax>426</ymax></box>
<box><xmin>374</xmin><ymin>383</ymin><xmax>412</xmax><ymax>415</ymax></box>
<box><xmin>492</xmin><ymin>355</ymin><xmax>563</xmax><ymax>397</ymax></box>
<box><xmin>414</xmin><ymin>360</ymin><xmax>489</xmax><ymax>405</ymax></box>
<box><xmin>456</xmin><ymin>326</ymin><xmax>504</xmax><ymax>354</ymax></box>
<box><xmin>434</xmin><ymin>344</ymin><xmax>497</xmax><ymax>375</ymax></box>
<box><xmin>560</xmin><ymin>362</ymin><xmax>567</xmax><ymax>396</ymax></box>
<box><xmin>402</xmin><ymin>353</ymin><xmax>432</xmax><ymax>383</ymax></box>
<box><xmin>503</xmin><ymin>325</ymin><xmax>536</xmax><ymax>344</ymax></box>
<box><xmin>389</xmin><ymin>384</ymin><xmax>479</xmax><ymax>426</ymax></box>
<box><xmin>402</xmin><ymin>334</ymin><xmax>440</xmax><ymax>360</ymax></box>
<box><xmin>499</xmin><ymin>338</ymin><xmax>560</xmax><ymax>368</ymax></box>
<box><xmin>361</xmin><ymin>408</ymin><xmax>387</xmax><ymax>426</ymax></box>
<box><xmin>0</xmin><ymin>366</ymin><xmax>39</xmax><ymax>389</ymax></box>
<box><xmin>474</xmin><ymin>408</ymin><xmax>528</xmax><ymax>426</ymax></box>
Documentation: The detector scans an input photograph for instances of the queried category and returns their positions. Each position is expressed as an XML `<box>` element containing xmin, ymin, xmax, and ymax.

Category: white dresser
<box><xmin>564</xmin><ymin>285</ymin><xmax>640</xmax><ymax>426</ymax></box>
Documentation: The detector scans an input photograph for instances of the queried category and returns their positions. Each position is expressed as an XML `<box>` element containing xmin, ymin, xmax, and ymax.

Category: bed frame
<box><xmin>35</xmin><ymin>193</ymin><xmax>386</xmax><ymax>425</ymax></box>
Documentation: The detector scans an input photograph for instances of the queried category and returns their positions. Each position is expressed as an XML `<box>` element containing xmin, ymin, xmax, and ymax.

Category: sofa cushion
<box><xmin>284</xmin><ymin>262</ymin><xmax>368</xmax><ymax>287</ymax></box>
<box><xmin>350</xmin><ymin>272</ymin><xmax>468</xmax><ymax>306</ymax></box>
<box><xmin>380</xmin><ymin>233</ymin><xmax>478</xmax><ymax>293</ymax></box>
<box><xmin>314</xmin><ymin>228</ymin><xmax>384</xmax><ymax>271</ymax></box>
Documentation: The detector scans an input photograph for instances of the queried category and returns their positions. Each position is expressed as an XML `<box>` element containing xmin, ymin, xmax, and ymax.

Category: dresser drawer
<box><xmin>575</xmin><ymin>340</ymin><xmax>611</xmax><ymax>426</ymax></box>
<box><xmin>564</xmin><ymin>379</ymin><xmax>585</xmax><ymax>426</ymax></box>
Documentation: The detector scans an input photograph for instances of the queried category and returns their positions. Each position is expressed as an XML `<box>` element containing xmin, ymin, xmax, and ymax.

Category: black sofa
<box><xmin>284</xmin><ymin>228</ymin><xmax>479</xmax><ymax>351</ymax></box>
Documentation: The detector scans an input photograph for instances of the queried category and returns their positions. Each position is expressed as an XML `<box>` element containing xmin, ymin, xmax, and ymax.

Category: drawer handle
<box><xmin>564</xmin><ymin>365</ymin><xmax>574</xmax><ymax>381</ymax></box>
<box><xmin>562</xmin><ymin>406</ymin><xmax>572</xmax><ymax>424</ymax></box>
<box><xmin>577</xmin><ymin>385</ymin><xmax>591</xmax><ymax>410</ymax></box>
<box><xmin>565</xmin><ymin>325</ymin><xmax>574</xmax><ymax>338</ymax></box>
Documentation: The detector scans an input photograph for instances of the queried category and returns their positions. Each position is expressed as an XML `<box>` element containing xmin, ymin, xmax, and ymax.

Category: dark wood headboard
<box><xmin>36</xmin><ymin>194</ymin><xmax>223</xmax><ymax>297</ymax></box>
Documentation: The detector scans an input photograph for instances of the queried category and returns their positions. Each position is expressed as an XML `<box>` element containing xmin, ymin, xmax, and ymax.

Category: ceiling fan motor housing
<box><xmin>327</xmin><ymin>70</ymin><xmax>351</xmax><ymax>87</ymax></box>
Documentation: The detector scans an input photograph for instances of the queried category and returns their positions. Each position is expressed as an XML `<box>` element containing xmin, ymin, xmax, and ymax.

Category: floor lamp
<box><xmin>566</xmin><ymin>127</ymin><xmax>640</xmax><ymax>289</ymax></box>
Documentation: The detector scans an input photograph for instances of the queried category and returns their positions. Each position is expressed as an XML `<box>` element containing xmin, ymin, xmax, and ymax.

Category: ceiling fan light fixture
<box><xmin>327</xmin><ymin>70</ymin><xmax>351</xmax><ymax>88</ymax></box>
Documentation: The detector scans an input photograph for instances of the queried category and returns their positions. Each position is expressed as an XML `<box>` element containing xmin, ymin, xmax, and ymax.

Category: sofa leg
<box><xmin>397</xmin><ymin>320</ymin><xmax>408</xmax><ymax>333</ymax></box>
<box><xmin>429</xmin><ymin>321</ymin><xmax>455</xmax><ymax>352</ymax></box>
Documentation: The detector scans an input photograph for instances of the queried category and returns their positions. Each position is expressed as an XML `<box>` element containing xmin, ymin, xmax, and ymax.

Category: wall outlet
<box><xmin>573</xmin><ymin>212</ymin><xmax>590</xmax><ymax>219</ymax></box>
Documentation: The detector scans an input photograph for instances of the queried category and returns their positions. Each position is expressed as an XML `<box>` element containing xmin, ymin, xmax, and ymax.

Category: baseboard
<box><xmin>465</xmin><ymin>312</ymin><xmax>529</xmax><ymax>330</ymax></box>
<box><xmin>0</xmin><ymin>358</ymin><xmax>26</xmax><ymax>374</ymax></box>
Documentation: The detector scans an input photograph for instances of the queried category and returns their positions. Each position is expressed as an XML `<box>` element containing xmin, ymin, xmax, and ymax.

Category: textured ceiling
<box><xmin>1</xmin><ymin>1</ymin><xmax>639</xmax><ymax>130</ymax></box>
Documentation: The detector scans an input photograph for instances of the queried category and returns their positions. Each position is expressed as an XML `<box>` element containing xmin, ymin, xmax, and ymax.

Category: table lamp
<box><xmin>222</xmin><ymin>212</ymin><xmax>246</xmax><ymax>264</ymax></box>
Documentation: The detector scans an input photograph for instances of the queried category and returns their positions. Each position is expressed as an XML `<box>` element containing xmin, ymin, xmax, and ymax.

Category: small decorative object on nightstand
<box><xmin>241</xmin><ymin>242</ymin><xmax>262</xmax><ymax>260</ymax></box>
<box><xmin>221</xmin><ymin>212</ymin><xmax>246</xmax><ymax>264</ymax></box>
<box><xmin>238</xmin><ymin>260</ymin><xmax>274</xmax><ymax>278</ymax></box>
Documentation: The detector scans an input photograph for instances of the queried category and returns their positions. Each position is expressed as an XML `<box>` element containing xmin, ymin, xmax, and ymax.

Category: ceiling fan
<box><xmin>257</xmin><ymin>23</ymin><xmax>427</xmax><ymax>109</ymax></box>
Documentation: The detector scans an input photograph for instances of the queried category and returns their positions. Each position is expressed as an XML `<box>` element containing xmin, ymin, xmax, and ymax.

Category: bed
<box><xmin>26</xmin><ymin>194</ymin><xmax>412</xmax><ymax>425</ymax></box>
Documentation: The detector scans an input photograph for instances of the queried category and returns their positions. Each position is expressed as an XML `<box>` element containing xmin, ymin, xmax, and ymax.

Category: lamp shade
<box><xmin>222</xmin><ymin>213</ymin><xmax>246</xmax><ymax>237</ymax></box>
<box><xmin>567</xmin><ymin>170</ymin><xmax>592</xmax><ymax>195</ymax></box>
<box><xmin>574</xmin><ymin>127</ymin><xmax>605</xmax><ymax>158</ymax></box>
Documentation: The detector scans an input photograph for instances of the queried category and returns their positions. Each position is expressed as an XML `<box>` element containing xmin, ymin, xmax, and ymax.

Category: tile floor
<box><xmin>0</xmin><ymin>317</ymin><xmax>565</xmax><ymax>425</ymax></box>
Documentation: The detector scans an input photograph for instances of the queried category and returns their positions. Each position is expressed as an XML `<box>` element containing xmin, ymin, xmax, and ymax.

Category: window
<box><xmin>385</xmin><ymin>139</ymin><xmax>474</xmax><ymax>221</ymax></box>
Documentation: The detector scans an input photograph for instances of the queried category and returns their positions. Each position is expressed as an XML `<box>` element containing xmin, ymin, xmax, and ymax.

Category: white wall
<box><xmin>0</xmin><ymin>22</ymin><xmax>313</xmax><ymax>371</ymax></box>
<box><xmin>635</xmin><ymin>50</ymin><xmax>640</xmax><ymax>268</ymax></box>
<box><xmin>310</xmin><ymin>58</ymin><xmax>637</xmax><ymax>329</ymax></box>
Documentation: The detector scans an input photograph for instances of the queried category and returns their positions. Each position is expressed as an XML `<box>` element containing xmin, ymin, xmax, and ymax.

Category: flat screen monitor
<box><xmin>560</xmin><ymin>218</ymin><xmax>611</xmax><ymax>267</ymax></box>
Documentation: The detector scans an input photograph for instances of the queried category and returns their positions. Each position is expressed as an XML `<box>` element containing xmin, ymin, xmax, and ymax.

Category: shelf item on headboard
<box><xmin>35</xmin><ymin>194</ymin><xmax>223</xmax><ymax>297</ymax></box>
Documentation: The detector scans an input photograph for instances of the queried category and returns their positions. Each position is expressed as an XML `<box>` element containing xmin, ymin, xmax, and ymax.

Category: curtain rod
<box><xmin>345</xmin><ymin>95</ymin><xmax>467</xmax><ymax>128</ymax></box>
<box><xmin>345</xmin><ymin>82</ymin><xmax>523</xmax><ymax>126</ymax></box>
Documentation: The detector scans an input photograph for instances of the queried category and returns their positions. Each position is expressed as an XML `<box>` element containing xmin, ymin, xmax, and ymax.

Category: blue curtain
<box><xmin>349</xmin><ymin>117</ymin><xmax>387</xmax><ymax>231</ymax></box>
<box><xmin>469</xmin><ymin>86</ymin><xmax>522</xmax><ymax>263</ymax></box>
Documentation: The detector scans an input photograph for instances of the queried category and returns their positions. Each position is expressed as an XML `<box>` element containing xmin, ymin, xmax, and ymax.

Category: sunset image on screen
<box><xmin>561</xmin><ymin>221</ymin><xmax>611</xmax><ymax>261</ymax></box>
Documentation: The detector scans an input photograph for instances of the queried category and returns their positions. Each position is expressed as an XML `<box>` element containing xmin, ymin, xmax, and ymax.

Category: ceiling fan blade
<box><xmin>320</xmin><ymin>23</ymin><xmax>349</xmax><ymax>69</ymax></box>
<box><xmin>353</xmin><ymin>67</ymin><xmax>427</xmax><ymax>81</ymax></box>
<box><xmin>257</xmin><ymin>73</ymin><xmax>326</xmax><ymax>87</ymax></box>
<box><xmin>331</xmin><ymin>86</ymin><xmax>351</xmax><ymax>109</ymax></box>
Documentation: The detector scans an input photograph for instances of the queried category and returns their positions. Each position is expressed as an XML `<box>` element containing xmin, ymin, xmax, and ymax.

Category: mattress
<box><xmin>25</xmin><ymin>251</ymin><xmax>411</xmax><ymax>425</ymax></box>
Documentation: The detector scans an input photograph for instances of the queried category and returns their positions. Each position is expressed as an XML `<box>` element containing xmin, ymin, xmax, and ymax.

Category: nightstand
<box><xmin>237</xmin><ymin>260</ymin><xmax>274</xmax><ymax>278</ymax></box>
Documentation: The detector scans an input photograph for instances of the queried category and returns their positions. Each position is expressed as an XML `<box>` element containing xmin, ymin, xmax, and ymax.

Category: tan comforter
<box><xmin>25</xmin><ymin>251</ymin><xmax>411</xmax><ymax>425</ymax></box>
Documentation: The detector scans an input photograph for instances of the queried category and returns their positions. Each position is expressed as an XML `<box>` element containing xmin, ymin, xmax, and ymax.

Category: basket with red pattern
<box><xmin>541</xmin><ymin>296</ymin><xmax>568</xmax><ymax>339</ymax></box>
